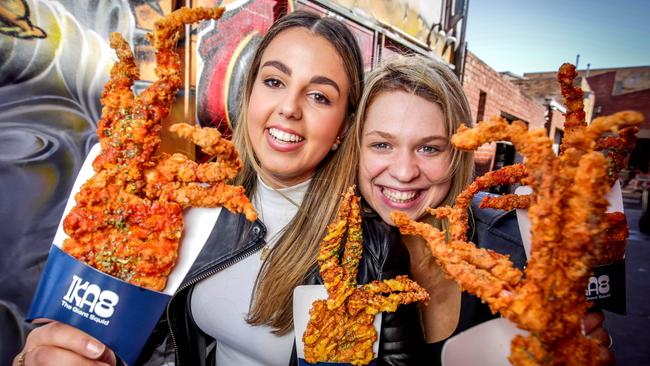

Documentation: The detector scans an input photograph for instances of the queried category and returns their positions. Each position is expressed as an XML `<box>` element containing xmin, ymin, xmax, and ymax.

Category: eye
<box><xmin>308</xmin><ymin>92</ymin><xmax>331</xmax><ymax>105</ymax></box>
<box><xmin>417</xmin><ymin>145</ymin><xmax>442</xmax><ymax>155</ymax></box>
<box><xmin>370</xmin><ymin>142</ymin><xmax>391</xmax><ymax>151</ymax></box>
<box><xmin>263</xmin><ymin>78</ymin><xmax>283</xmax><ymax>88</ymax></box>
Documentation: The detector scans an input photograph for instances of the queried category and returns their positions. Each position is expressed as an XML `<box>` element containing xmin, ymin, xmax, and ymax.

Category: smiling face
<box><xmin>359</xmin><ymin>90</ymin><xmax>453</xmax><ymax>225</ymax></box>
<box><xmin>246</xmin><ymin>27</ymin><xmax>350</xmax><ymax>188</ymax></box>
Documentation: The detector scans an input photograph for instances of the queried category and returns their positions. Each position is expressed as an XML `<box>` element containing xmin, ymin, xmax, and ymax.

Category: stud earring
<box><xmin>331</xmin><ymin>136</ymin><xmax>342</xmax><ymax>151</ymax></box>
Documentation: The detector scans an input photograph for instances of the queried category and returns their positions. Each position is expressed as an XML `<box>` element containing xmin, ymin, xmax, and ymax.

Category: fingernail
<box><xmin>86</xmin><ymin>340</ymin><xmax>105</xmax><ymax>358</ymax></box>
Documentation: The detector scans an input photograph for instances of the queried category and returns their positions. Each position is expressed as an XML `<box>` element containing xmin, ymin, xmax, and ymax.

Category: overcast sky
<box><xmin>465</xmin><ymin>0</ymin><xmax>650</xmax><ymax>75</ymax></box>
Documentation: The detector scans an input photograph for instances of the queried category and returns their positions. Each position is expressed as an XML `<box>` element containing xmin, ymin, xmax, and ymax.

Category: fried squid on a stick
<box><xmin>304</xmin><ymin>187</ymin><xmax>428</xmax><ymax>365</ymax></box>
<box><xmin>478</xmin><ymin>64</ymin><xmax>636</xmax><ymax>267</ymax></box>
<box><xmin>557</xmin><ymin>63</ymin><xmax>587</xmax><ymax>155</ymax></box>
<box><xmin>394</xmin><ymin>108</ymin><xmax>643</xmax><ymax>365</ymax></box>
<box><xmin>63</xmin><ymin>7</ymin><xmax>257</xmax><ymax>292</ymax></box>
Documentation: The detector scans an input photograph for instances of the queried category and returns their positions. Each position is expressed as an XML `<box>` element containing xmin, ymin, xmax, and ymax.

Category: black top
<box><xmin>425</xmin><ymin>192</ymin><xmax>527</xmax><ymax>365</ymax></box>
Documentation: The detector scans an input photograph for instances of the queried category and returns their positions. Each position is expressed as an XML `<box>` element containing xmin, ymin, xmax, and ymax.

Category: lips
<box><xmin>265</xmin><ymin>127</ymin><xmax>306</xmax><ymax>152</ymax></box>
<box><xmin>268</xmin><ymin>127</ymin><xmax>304</xmax><ymax>143</ymax></box>
<box><xmin>380</xmin><ymin>186</ymin><xmax>422</xmax><ymax>205</ymax></box>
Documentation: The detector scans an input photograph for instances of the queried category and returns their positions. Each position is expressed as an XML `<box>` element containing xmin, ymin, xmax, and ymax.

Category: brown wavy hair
<box><xmin>231</xmin><ymin>10</ymin><xmax>364</xmax><ymax>335</ymax></box>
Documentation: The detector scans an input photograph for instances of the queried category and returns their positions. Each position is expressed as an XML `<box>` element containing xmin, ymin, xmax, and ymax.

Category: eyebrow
<box><xmin>261</xmin><ymin>60</ymin><xmax>341</xmax><ymax>96</ymax></box>
<box><xmin>364</xmin><ymin>130</ymin><xmax>449</xmax><ymax>144</ymax></box>
<box><xmin>261</xmin><ymin>60</ymin><xmax>291</xmax><ymax>76</ymax></box>
<box><xmin>309</xmin><ymin>75</ymin><xmax>340</xmax><ymax>95</ymax></box>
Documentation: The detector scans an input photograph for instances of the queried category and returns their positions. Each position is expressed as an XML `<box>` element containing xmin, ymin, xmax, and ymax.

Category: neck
<box><xmin>259</xmin><ymin>171</ymin><xmax>314</xmax><ymax>189</ymax></box>
<box><xmin>256</xmin><ymin>175</ymin><xmax>311</xmax><ymax>210</ymax></box>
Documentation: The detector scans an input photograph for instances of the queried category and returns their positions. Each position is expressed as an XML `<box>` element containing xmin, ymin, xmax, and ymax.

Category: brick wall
<box><xmin>588</xmin><ymin>72</ymin><xmax>650</xmax><ymax>133</ymax></box>
<box><xmin>462</xmin><ymin>51</ymin><xmax>546</xmax><ymax>129</ymax></box>
<box><xmin>526</xmin><ymin>66</ymin><xmax>650</xmax><ymax>96</ymax></box>
<box><xmin>462</xmin><ymin>51</ymin><xmax>547</xmax><ymax>174</ymax></box>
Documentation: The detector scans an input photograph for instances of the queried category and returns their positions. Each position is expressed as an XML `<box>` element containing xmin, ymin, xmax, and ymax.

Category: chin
<box><xmin>375</xmin><ymin>207</ymin><xmax>404</xmax><ymax>227</ymax></box>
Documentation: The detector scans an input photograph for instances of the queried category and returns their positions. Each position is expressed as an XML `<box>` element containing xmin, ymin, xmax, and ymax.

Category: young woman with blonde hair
<box><xmin>352</xmin><ymin>54</ymin><xmax>612</xmax><ymax>365</ymax></box>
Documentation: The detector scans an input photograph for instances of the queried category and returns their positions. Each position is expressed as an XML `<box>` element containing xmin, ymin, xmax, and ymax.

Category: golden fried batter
<box><xmin>392</xmin><ymin>63</ymin><xmax>643</xmax><ymax>366</ymax></box>
<box><xmin>304</xmin><ymin>187</ymin><xmax>428</xmax><ymax>365</ymax></box>
<box><xmin>557</xmin><ymin>63</ymin><xmax>587</xmax><ymax>155</ymax></box>
<box><xmin>63</xmin><ymin>7</ymin><xmax>257</xmax><ymax>291</ymax></box>
<box><xmin>596</xmin><ymin>126</ymin><xmax>639</xmax><ymax>186</ymax></box>
<box><xmin>480</xmin><ymin>194</ymin><xmax>531</xmax><ymax>211</ymax></box>
<box><xmin>596</xmin><ymin>212</ymin><xmax>628</xmax><ymax>265</ymax></box>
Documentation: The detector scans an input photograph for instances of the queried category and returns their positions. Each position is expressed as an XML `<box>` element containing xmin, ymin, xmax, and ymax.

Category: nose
<box><xmin>389</xmin><ymin>150</ymin><xmax>420</xmax><ymax>182</ymax></box>
<box><xmin>278</xmin><ymin>90</ymin><xmax>302</xmax><ymax>120</ymax></box>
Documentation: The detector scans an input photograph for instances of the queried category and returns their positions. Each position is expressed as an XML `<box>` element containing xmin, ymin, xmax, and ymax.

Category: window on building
<box><xmin>487</xmin><ymin>112</ymin><xmax>527</xmax><ymax>194</ymax></box>
<box><xmin>553</xmin><ymin>129</ymin><xmax>564</xmax><ymax>155</ymax></box>
<box><xmin>500</xmin><ymin>111</ymin><xmax>528</xmax><ymax>128</ymax></box>
<box><xmin>476</xmin><ymin>90</ymin><xmax>486</xmax><ymax>123</ymax></box>
<box><xmin>489</xmin><ymin>141</ymin><xmax>516</xmax><ymax>195</ymax></box>
<box><xmin>613</xmin><ymin>80</ymin><xmax>622</xmax><ymax>96</ymax></box>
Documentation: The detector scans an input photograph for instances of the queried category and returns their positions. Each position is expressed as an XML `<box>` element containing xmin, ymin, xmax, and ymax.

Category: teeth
<box><xmin>268</xmin><ymin>128</ymin><xmax>304</xmax><ymax>143</ymax></box>
<box><xmin>382</xmin><ymin>188</ymin><xmax>418</xmax><ymax>203</ymax></box>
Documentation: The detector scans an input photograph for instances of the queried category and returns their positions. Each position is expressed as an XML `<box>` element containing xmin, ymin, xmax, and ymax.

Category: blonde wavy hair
<box><xmin>352</xmin><ymin>55</ymin><xmax>475</xmax><ymax>219</ymax></box>
<box><xmin>231</xmin><ymin>11</ymin><xmax>364</xmax><ymax>335</ymax></box>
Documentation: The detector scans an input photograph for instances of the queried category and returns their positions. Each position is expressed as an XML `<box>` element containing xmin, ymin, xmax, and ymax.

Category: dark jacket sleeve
<box><xmin>0</xmin><ymin>300</ymin><xmax>35</xmax><ymax>366</ymax></box>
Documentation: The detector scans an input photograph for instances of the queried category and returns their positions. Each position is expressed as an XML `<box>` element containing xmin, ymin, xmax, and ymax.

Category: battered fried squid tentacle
<box><xmin>452</xmin><ymin>118</ymin><xmax>554</xmax><ymax>190</ymax></box>
<box><xmin>394</xmin><ymin>85</ymin><xmax>643</xmax><ymax>365</ymax></box>
<box><xmin>480</xmin><ymin>194</ymin><xmax>532</xmax><ymax>210</ymax></box>
<box><xmin>304</xmin><ymin>187</ymin><xmax>428</xmax><ymax>365</ymax></box>
<box><xmin>170</xmin><ymin>123</ymin><xmax>240</xmax><ymax>160</ymax></box>
<box><xmin>98</xmin><ymin>33</ymin><xmax>138</xmax><ymax>138</ymax></box>
<box><xmin>315</xmin><ymin>186</ymin><xmax>363</xmax><ymax>309</ymax></box>
<box><xmin>557</xmin><ymin>63</ymin><xmax>587</xmax><ymax>154</ymax></box>
<box><xmin>317</xmin><ymin>187</ymin><xmax>354</xmax><ymax>307</ymax></box>
<box><xmin>63</xmin><ymin>7</ymin><xmax>259</xmax><ymax>292</ymax></box>
<box><xmin>458</xmin><ymin>164</ymin><xmax>530</xmax><ymax>205</ymax></box>
<box><xmin>597</xmin><ymin>212</ymin><xmax>629</xmax><ymax>264</ymax></box>
<box><xmin>562</xmin><ymin>111</ymin><xmax>644</xmax><ymax>153</ymax></box>
<box><xmin>339</xmin><ymin>192</ymin><xmax>363</xmax><ymax>308</ymax></box>
<box><xmin>439</xmin><ymin>163</ymin><xmax>530</xmax><ymax>239</ymax></box>
<box><xmin>158</xmin><ymin>182</ymin><xmax>257</xmax><ymax>221</ymax></box>
<box><xmin>592</xmin><ymin>115</ymin><xmax>641</xmax><ymax>187</ymax></box>
<box><xmin>346</xmin><ymin>276</ymin><xmax>429</xmax><ymax>317</ymax></box>
<box><xmin>148</xmin><ymin>153</ymin><xmax>241</xmax><ymax>184</ymax></box>
<box><xmin>596</xmin><ymin>126</ymin><xmax>639</xmax><ymax>186</ymax></box>
<box><xmin>392</xmin><ymin>212</ymin><xmax>520</xmax><ymax>313</ymax></box>
<box><xmin>139</xmin><ymin>7</ymin><xmax>224</xmax><ymax>110</ymax></box>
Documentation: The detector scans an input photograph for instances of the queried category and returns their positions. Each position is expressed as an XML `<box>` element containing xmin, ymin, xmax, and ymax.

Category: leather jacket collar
<box><xmin>146</xmin><ymin>207</ymin><xmax>423</xmax><ymax>366</ymax></box>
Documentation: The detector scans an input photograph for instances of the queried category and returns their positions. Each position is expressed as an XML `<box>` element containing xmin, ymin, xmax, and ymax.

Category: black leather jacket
<box><xmin>137</xmin><ymin>207</ymin><xmax>423</xmax><ymax>366</ymax></box>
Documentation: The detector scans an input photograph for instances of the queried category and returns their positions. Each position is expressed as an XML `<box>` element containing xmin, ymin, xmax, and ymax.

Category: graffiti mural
<box><xmin>0</xmin><ymin>0</ymin><xmax>286</xmax><ymax>314</ymax></box>
<box><xmin>196</xmin><ymin>0</ymin><xmax>292</xmax><ymax>136</ymax></box>
<box><xmin>0</xmin><ymin>0</ymin><xmax>47</xmax><ymax>39</ymax></box>
<box><xmin>0</xmin><ymin>0</ymin><xmax>136</xmax><ymax>312</ymax></box>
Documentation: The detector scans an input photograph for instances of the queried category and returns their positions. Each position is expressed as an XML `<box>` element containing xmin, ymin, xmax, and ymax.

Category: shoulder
<box><xmin>184</xmin><ymin>210</ymin><xmax>266</xmax><ymax>282</ymax></box>
<box><xmin>470</xmin><ymin>192</ymin><xmax>526</xmax><ymax>270</ymax></box>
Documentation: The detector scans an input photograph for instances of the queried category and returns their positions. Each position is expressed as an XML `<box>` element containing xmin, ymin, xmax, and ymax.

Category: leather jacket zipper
<box><xmin>167</xmin><ymin>239</ymin><xmax>266</xmax><ymax>365</ymax></box>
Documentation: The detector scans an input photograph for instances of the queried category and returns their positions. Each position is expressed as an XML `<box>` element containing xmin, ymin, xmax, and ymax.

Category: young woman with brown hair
<box><xmin>15</xmin><ymin>11</ymin><xmax>423</xmax><ymax>366</ymax></box>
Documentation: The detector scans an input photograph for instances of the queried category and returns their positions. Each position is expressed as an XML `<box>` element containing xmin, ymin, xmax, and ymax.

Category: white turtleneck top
<box><xmin>190</xmin><ymin>177</ymin><xmax>310</xmax><ymax>366</ymax></box>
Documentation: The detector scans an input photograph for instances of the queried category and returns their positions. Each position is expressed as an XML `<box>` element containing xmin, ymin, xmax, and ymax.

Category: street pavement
<box><xmin>606</xmin><ymin>200</ymin><xmax>650</xmax><ymax>365</ymax></box>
